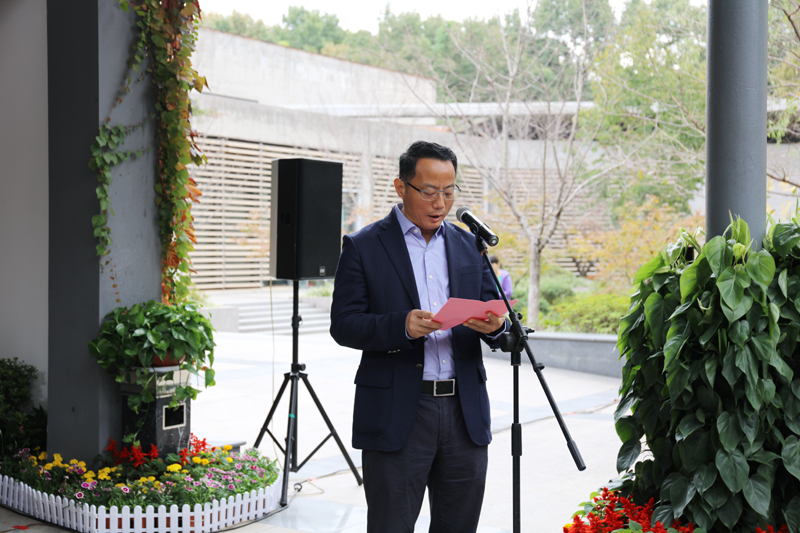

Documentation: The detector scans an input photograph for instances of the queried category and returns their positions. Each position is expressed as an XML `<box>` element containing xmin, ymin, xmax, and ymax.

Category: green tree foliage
<box><xmin>589</xmin><ymin>0</ymin><xmax>707</xmax><ymax>208</ymax></box>
<box><xmin>616</xmin><ymin>217</ymin><xmax>800</xmax><ymax>532</ymax></box>
<box><xmin>203</xmin><ymin>7</ymin><xmax>347</xmax><ymax>54</ymax></box>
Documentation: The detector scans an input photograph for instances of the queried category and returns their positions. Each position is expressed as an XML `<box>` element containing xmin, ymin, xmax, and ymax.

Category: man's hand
<box><xmin>463</xmin><ymin>312</ymin><xmax>506</xmax><ymax>335</ymax></box>
<box><xmin>406</xmin><ymin>309</ymin><xmax>443</xmax><ymax>339</ymax></box>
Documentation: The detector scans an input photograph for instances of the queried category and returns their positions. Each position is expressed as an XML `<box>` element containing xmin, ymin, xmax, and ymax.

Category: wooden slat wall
<box><xmin>188</xmin><ymin>136</ymin><xmax>604</xmax><ymax>290</ymax></box>
<box><xmin>189</xmin><ymin>137</ymin><xmax>360</xmax><ymax>290</ymax></box>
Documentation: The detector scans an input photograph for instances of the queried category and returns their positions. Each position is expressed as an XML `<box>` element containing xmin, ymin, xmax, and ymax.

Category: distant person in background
<box><xmin>489</xmin><ymin>255</ymin><xmax>513</xmax><ymax>300</ymax></box>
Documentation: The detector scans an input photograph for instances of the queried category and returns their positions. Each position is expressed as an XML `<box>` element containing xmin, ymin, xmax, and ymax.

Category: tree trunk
<box><xmin>527</xmin><ymin>240</ymin><xmax>541</xmax><ymax>328</ymax></box>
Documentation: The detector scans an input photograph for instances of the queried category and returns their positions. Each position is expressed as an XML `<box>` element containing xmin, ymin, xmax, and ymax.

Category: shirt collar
<box><xmin>394</xmin><ymin>203</ymin><xmax>446</xmax><ymax>238</ymax></box>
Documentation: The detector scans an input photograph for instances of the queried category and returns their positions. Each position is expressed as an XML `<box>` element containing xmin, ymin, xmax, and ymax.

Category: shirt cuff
<box><xmin>486</xmin><ymin>320</ymin><xmax>509</xmax><ymax>339</ymax></box>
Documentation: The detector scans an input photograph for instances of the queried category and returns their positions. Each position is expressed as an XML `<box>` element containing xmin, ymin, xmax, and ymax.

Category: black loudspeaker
<box><xmin>270</xmin><ymin>158</ymin><xmax>343</xmax><ymax>280</ymax></box>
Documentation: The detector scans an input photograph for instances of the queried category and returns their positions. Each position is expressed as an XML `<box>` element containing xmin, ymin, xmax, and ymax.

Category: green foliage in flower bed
<box><xmin>0</xmin><ymin>358</ymin><xmax>47</xmax><ymax>456</ymax></box>
<box><xmin>0</xmin><ymin>439</ymin><xmax>278</xmax><ymax>508</ymax></box>
<box><xmin>542</xmin><ymin>293</ymin><xmax>630</xmax><ymax>334</ymax></box>
<box><xmin>616</xmin><ymin>218</ymin><xmax>800</xmax><ymax>532</ymax></box>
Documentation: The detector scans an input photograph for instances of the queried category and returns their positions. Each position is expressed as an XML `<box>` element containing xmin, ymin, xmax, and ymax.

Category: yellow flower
<box><xmin>167</xmin><ymin>464</ymin><xmax>182</xmax><ymax>472</ymax></box>
<box><xmin>44</xmin><ymin>463</ymin><xmax>53</xmax><ymax>470</ymax></box>
<box><xmin>142</xmin><ymin>488</ymin><xmax>148</xmax><ymax>493</ymax></box>
<box><xmin>139</xmin><ymin>476</ymin><xmax>148</xmax><ymax>482</ymax></box>
<box><xmin>226</xmin><ymin>457</ymin><xmax>233</xmax><ymax>463</ymax></box>
<box><xmin>69</xmin><ymin>459</ymin><xmax>79</xmax><ymax>465</ymax></box>
<box><xmin>53</xmin><ymin>453</ymin><xmax>62</xmax><ymax>462</ymax></box>
<box><xmin>223</xmin><ymin>445</ymin><xmax>232</xmax><ymax>451</ymax></box>
<box><xmin>115</xmin><ymin>483</ymin><xmax>126</xmax><ymax>488</ymax></box>
<box><xmin>192</xmin><ymin>456</ymin><xmax>202</xmax><ymax>464</ymax></box>
<box><xmin>83</xmin><ymin>471</ymin><xmax>96</xmax><ymax>480</ymax></box>
<box><xmin>201</xmin><ymin>459</ymin><xmax>209</xmax><ymax>465</ymax></box>
<box><xmin>98</xmin><ymin>473</ymin><xmax>110</xmax><ymax>481</ymax></box>
<box><xmin>147</xmin><ymin>476</ymin><xmax>155</xmax><ymax>481</ymax></box>
<box><xmin>154</xmin><ymin>481</ymin><xmax>161</xmax><ymax>488</ymax></box>
<box><xmin>182</xmin><ymin>469</ymin><xmax>188</xmax><ymax>474</ymax></box>
<box><xmin>38</xmin><ymin>452</ymin><xmax>47</xmax><ymax>461</ymax></box>
<box><xmin>78</xmin><ymin>461</ymin><xmax>86</xmax><ymax>467</ymax></box>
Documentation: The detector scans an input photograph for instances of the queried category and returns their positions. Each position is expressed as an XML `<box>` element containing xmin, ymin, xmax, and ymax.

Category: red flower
<box><xmin>179</xmin><ymin>447</ymin><xmax>190</xmax><ymax>465</ymax></box>
<box><xmin>148</xmin><ymin>444</ymin><xmax>159</xmax><ymax>460</ymax></box>
<box><xmin>130</xmin><ymin>445</ymin><xmax>146</xmax><ymax>468</ymax></box>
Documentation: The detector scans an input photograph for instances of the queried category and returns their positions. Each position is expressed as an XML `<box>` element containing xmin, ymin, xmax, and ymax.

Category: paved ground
<box><xmin>0</xmin><ymin>325</ymin><xmax>624</xmax><ymax>533</ymax></box>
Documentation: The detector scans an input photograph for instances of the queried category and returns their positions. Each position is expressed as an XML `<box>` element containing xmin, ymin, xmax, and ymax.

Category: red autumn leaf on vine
<box><xmin>187</xmin><ymin>184</ymin><xmax>202</xmax><ymax>203</ymax></box>
<box><xmin>165</xmin><ymin>244</ymin><xmax>181</xmax><ymax>268</ymax></box>
<box><xmin>185</xmin><ymin>227</ymin><xmax>197</xmax><ymax>244</ymax></box>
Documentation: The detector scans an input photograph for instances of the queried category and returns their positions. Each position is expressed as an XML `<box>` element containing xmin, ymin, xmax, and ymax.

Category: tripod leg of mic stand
<box><xmin>300</xmin><ymin>373</ymin><xmax>364</xmax><ymax>485</ymax></box>
<box><xmin>280</xmin><ymin>373</ymin><xmax>300</xmax><ymax>506</ymax></box>
<box><xmin>254</xmin><ymin>373</ymin><xmax>292</xmax><ymax>449</ymax></box>
<box><xmin>512</xmin><ymin>360</ymin><xmax>522</xmax><ymax>533</ymax></box>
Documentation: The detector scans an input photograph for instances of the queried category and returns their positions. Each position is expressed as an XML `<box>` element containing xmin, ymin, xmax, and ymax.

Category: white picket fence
<box><xmin>0</xmin><ymin>475</ymin><xmax>282</xmax><ymax>532</ymax></box>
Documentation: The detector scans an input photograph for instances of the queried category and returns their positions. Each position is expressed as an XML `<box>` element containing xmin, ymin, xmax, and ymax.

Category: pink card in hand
<box><xmin>431</xmin><ymin>298</ymin><xmax>517</xmax><ymax>331</ymax></box>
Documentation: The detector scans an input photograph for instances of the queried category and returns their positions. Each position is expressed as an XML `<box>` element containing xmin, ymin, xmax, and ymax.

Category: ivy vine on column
<box><xmin>89</xmin><ymin>0</ymin><xmax>208</xmax><ymax>304</ymax></box>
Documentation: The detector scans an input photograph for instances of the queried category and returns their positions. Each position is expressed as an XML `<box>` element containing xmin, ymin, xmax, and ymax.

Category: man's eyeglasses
<box><xmin>405</xmin><ymin>182</ymin><xmax>461</xmax><ymax>202</ymax></box>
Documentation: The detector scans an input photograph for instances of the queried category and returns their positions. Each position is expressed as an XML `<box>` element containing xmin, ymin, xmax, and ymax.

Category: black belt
<box><xmin>422</xmin><ymin>379</ymin><xmax>456</xmax><ymax>396</ymax></box>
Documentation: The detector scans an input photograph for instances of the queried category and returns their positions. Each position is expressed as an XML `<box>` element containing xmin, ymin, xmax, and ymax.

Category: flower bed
<box><xmin>0</xmin><ymin>436</ymin><xmax>281</xmax><ymax>532</ymax></box>
<box><xmin>565</xmin><ymin>488</ymin><xmax>792</xmax><ymax>533</ymax></box>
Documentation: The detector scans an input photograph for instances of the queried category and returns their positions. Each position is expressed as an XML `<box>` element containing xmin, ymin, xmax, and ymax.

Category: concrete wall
<box><xmin>0</xmin><ymin>0</ymin><xmax>50</xmax><ymax>408</ymax></box>
<box><xmin>483</xmin><ymin>332</ymin><xmax>623</xmax><ymax>379</ymax></box>
<box><xmin>194</xmin><ymin>29</ymin><xmax>437</xmax><ymax>111</ymax></box>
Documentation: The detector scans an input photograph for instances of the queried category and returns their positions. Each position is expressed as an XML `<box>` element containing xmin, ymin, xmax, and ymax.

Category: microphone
<box><xmin>456</xmin><ymin>206</ymin><xmax>499</xmax><ymax>246</ymax></box>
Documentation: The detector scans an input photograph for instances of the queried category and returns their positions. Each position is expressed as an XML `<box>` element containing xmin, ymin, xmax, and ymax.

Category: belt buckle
<box><xmin>433</xmin><ymin>379</ymin><xmax>455</xmax><ymax>397</ymax></box>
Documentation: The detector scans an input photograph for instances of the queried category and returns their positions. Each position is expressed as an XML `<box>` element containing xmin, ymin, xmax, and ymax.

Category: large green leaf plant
<box><xmin>616</xmin><ymin>217</ymin><xmax>800</xmax><ymax>532</ymax></box>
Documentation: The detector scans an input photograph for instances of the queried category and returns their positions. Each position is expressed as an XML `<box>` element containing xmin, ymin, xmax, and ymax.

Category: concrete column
<box><xmin>47</xmin><ymin>0</ymin><xmax>161</xmax><ymax>460</ymax></box>
<box><xmin>705</xmin><ymin>0</ymin><xmax>768</xmax><ymax>243</ymax></box>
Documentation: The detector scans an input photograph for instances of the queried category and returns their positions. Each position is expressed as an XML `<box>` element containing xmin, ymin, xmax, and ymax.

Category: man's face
<box><xmin>394</xmin><ymin>157</ymin><xmax>456</xmax><ymax>241</ymax></box>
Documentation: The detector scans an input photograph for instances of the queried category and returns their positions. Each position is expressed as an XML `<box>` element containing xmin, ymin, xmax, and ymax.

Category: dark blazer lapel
<box><xmin>445</xmin><ymin>221</ymin><xmax>465</xmax><ymax>298</ymax></box>
<box><xmin>378</xmin><ymin>210</ymin><xmax>421</xmax><ymax>309</ymax></box>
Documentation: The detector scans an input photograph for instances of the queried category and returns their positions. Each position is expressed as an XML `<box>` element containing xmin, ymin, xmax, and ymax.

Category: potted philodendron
<box><xmin>612</xmin><ymin>216</ymin><xmax>800</xmax><ymax>533</ymax></box>
<box><xmin>89</xmin><ymin>300</ymin><xmax>216</xmax><ymax>442</ymax></box>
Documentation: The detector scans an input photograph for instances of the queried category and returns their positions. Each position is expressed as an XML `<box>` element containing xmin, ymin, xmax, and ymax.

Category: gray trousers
<box><xmin>362</xmin><ymin>393</ymin><xmax>489</xmax><ymax>533</ymax></box>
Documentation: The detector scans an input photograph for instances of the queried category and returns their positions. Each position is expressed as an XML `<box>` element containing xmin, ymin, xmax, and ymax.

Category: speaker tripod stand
<box><xmin>254</xmin><ymin>280</ymin><xmax>363</xmax><ymax>506</ymax></box>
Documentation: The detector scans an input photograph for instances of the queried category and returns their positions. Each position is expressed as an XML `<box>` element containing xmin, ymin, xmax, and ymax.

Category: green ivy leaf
<box><xmin>746</xmin><ymin>250</ymin><xmax>776</xmax><ymax>286</ymax></box>
<box><xmin>617</xmin><ymin>438</ymin><xmax>642</xmax><ymax>473</ymax></box>
<box><xmin>717</xmin><ymin>412</ymin><xmax>744</xmax><ymax>453</ymax></box>
<box><xmin>693</xmin><ymin>463</ymin><xmax>718</xmax><ymax>493</ymax></box>
<box><xmin>670</xmin><ymin>475</ymin><xmax>696</xmax><ymax>518</ymax></box>
<box><xmin>743</xmin><ymin>474</ymin><xmax>771</xmax><ymax>517</ymax></box>
<box><xmin>783</xmin><ymin>495</ymin><xmax>800</xmax><ymax>533</ymax></box>
<box><xmin>770</xmin><ymin>352</ymin><xmax>794</xmax><ymax>381</ymax></box>
<box><xmin>634</xmin><ymin>255</ymin><xmax>666</xmax><ymax>285</ymax></box>
<box><xmin>721</xmin><ymin>293</ymin><xmax>753</xmax><ymax>323</ymax></box>
<box><xmin>718</xmin><ymin>267</ymin><xmax>751</xmax><ymax>310</ymax></box>
<box><xmin>717</xmin><ymin>493</ymin><xmax>743</xmax><ymax>529</ymax></box>
<box><xmin>704</xmin><ymin>236</ymin><xmax>732</xmax><ymax>278</ymax></box>
<box><xmin>782</xmin><ymin>436</ymin><xmax>800</xmax><ymax>481</ymax></box>
<box><xmin>677</xmin><ymin>413</ymin><xmax>704</xmax><ymax>441</ymax></box>
<box><xmin>715</xmin><ymin>448</ymin><xmax>749</xmax><ymax>492</ymax></box>
<box><xmin>664</xmin><ymin>320</ymin><xmax>690</xmax><ymax>370</ymax></box>
<box><xmin>651</xmin><ymin>505</ymin><xmax>674</xmax><ymax>529</ymax></box>
<box><xmin>772</xmin><ymin>222</ymin><xmax>800</xmax><ymax>257</ymax></box>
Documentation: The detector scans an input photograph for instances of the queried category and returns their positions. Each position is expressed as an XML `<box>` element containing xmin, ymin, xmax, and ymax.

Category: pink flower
<box><xmin>235</xmin><ymin>464</ymin><xmax>243</xmax><ymax>470</ymax></box>
<box><xmin>75</xmin><ymin>492</ymin><xmax>84</xmax><ymax>499</ymax></box>
<box><xmin>194</xmin><ymin>481</ymin><xmax>200</xmax><ymax>486</ymax></box>
<box><xmin>228</xmin><ymin>484</ymin><xmax>235</xmax><ymax>490</ymax></box>
<box><xmin>185</xmin><ymin>487</ymin><xmax>193</xmax><ymax>491</ymax></box>
<box><xmin>81</xmin><ymin>482</ymin><xmax>91</xmax><ymax>489</ymax></box>
<box><xmin>185</xmin><ymin>476</ymin><xmax>193</xmax><ymax>482</ymax></box>
<box><xmin>121</xmin><ymin>487</ymin><xmax>130</xmax><ymax>494</ymax></box>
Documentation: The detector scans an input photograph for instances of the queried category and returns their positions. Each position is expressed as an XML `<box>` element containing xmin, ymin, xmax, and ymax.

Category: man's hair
<box><xmin>398</xmin><ymin>141</ymin><xmax>458</xmax><ymax>182</ymax></box>
<box><xmin>489</xmin><ymin>255</ymin><xmax>499</xmax><ymax>264</ymax></box>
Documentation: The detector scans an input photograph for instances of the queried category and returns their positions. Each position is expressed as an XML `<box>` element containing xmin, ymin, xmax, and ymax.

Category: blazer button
<box><xmin>415</xmin><ymin>364</ymin><xmax>423</xmax><ymax>369</ymax></box>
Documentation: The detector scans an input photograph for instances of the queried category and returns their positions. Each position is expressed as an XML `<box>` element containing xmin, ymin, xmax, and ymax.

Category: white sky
<box><xmin>199</xmin><ymin>0</ymin><xmax>629</xmax><ymax>34</ymax></box>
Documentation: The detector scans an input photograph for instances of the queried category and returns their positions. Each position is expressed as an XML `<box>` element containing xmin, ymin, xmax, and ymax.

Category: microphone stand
<box><xmin>472</xmin><ymin>234</ymin><xmax>585</xmax><ymax>533</ymax></box>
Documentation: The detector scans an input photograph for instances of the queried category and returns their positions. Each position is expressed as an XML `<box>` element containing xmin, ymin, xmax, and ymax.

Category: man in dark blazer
<box><xmin>330</xmin><ymin>141</ymin><xmax>507</xmax><ymax>533</ymax></box>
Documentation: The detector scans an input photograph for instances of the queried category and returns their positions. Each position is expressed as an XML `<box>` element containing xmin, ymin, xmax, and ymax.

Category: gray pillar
<box><xmin>47</xmin><ymin>0</ymin><xmax>161</xmax><ymax>461</ymax></box>
<box><xmin>706</xmin><ymin>0</ymin><xmax>767</xmax><ymax>243</ymax></box>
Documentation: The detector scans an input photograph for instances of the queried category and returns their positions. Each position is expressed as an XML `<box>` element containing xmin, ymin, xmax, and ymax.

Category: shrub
<box><xmin>0</xmin><ymin>357</ymin><xmax>46</xmax><ymax>455</ymax></box>
<box><xmin>616</xmin><ymin>218</ymin><xmax>800</xmax><ymax>532</ymax></box>
<box><xmin>543</xmin><ymin>293</ymin><xmax>630</xmax><ymax>334</ymax></box>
